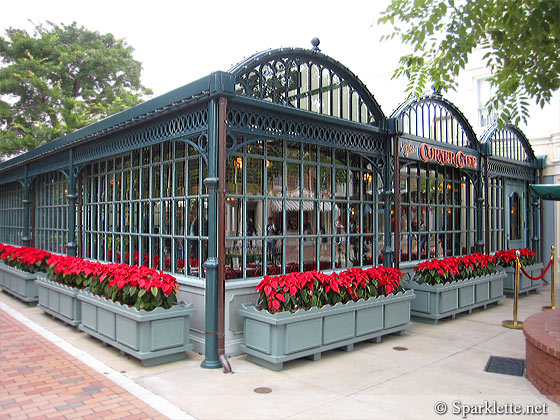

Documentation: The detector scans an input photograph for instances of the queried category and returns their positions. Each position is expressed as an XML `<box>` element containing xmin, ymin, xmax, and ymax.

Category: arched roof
<box><xmin>391</xmin><ymin>94</ymin><xmax>479</xmax><ymax>150</ymax></box>
<box><xmin>229</xmin><ymin>48</ymin><xmax>385</xmax><ymax>125</ymax></box>
<box><xmin>480</xmin><ymin>123</ymin><xmax>536</xmax><ymax>164</ymax></box>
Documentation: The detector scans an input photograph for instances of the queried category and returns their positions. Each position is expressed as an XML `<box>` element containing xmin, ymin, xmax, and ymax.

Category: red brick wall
<box><xmin>523</xmin><ymin>309</ymin><xmax>560</xmax><ymax>404</ymax></box>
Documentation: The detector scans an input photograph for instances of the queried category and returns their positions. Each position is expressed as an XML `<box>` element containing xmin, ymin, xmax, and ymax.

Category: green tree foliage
<box><xmin>0</xmin><ymin>21</ymin><xmax>152</xmax><ymax>158</ymax></box>
<box><xmin>378</xmin><ymin>0</ymin><xmax>560</xmax><ymax>126</ymax></box>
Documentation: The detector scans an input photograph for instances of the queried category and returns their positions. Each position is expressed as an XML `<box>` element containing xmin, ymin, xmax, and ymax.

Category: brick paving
<box><xmin>0</xmin><ymin>311</ymin><xmax>169</xmax><ymax>420</ymax></box>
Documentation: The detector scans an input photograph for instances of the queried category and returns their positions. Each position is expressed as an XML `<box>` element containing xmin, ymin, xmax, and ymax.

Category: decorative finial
<box><xmin>311</xmin><ymin>37</ymin><xmax>321</xmax><ymax>51</ymax></box>
<box><xmin>431</xmin><ymin>84</ymin><xmax>442</xmax><ymax>97</ymax></box>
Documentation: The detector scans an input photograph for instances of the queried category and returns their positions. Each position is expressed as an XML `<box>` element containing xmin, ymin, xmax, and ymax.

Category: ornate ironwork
<box><xmin>488</xmin><ymin>159</ymin><xmax>535</xmax><ymax>181</ymax></box>
<box><xmin>74</xmin><ymin>106</ymin><xmax>208</xmax><ymax>165</ymax></box>
<box><xmin>480</xmin><ymin>123</ymin><xmax>536</xmax><ymax>164</ymax></box>
<box><xmin>226</xmin><ymin>105</ymin><xmax>385</xmax><ymax>157</ymax></box>
<box><xmin>230</xmin><ymin>48</ymin><xmax>385</xmax><ymax>125</ymax></box>
<box><xmin>391</xmin><ymin>95</ymin><xmax>478</xmax><ymax>150</ymax></box>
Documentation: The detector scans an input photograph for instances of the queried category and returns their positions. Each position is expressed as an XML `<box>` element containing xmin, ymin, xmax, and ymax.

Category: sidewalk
<box><xmin>1</xmin><ymin>285</ymin><xmax>559</xmax><ymax>420</ymax></box>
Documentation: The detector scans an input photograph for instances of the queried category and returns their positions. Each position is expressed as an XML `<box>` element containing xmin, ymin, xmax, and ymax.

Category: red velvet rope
<box><xmin>519</xmin><ymin>257</ymin><xmax>553</xmax><ymax>281</ymax></box>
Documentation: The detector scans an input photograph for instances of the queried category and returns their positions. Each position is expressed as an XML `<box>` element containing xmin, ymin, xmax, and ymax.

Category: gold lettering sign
<box><xmin>418</xmin><ymin>143</ymin><xmax>477</xmax><ymax>169</ymax></box>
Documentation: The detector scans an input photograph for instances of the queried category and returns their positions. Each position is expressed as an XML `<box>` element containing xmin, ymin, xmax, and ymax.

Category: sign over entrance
<box><xmin>399</xmin><ymin>138</ymin><xmax>478</xmax><ymax>170</ymax></box>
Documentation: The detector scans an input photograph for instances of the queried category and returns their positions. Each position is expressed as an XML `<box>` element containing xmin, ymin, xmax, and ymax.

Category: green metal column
<box><xmin>475</xmin><ymin>173</ymin><xmax>484</xmax><ymax>253</ymax></box>
<box><xmin>201</xmin><ymin>98</ymin><xmax>221</xmax><ymax>369</ymax></box>
<box><xmin>382</xmin><ymin>132</ymin><xmax>394</xmax><ymax>267</ymax></box>
<box><xmin>476</xmin><ymin>145</ymin><xmax>489</xmax><ymax>253</ymax></box>
<box><xmin>21</xmin><ymin>165</ymin><xmax>31</xmax><ymax>247</ymax></box>
<box><xmin>66</xmin><ymin>149</ymin><xmax>77</xmax><ymax>257</ymax></box>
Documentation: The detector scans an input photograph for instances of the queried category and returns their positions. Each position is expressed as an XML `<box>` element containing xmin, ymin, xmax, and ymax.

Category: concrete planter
<box><xmin>498</xmin><ymin>263</ymin><xmax>543</xmax><ymax>296</ymax></box>
<box><xmin>78</xmin><ymin>291</ymin><xmax>195</xmax><ymax>366</ymax></box>
<box><xmin>36</xmin><ymin>276</ymin><xmax>82</xmax><ymax>327</ymax></box>
<box><xmin>239</xmin><ymin>290</ymin><xmax>415</xmax><ymax>371</ymax></box>
<box><xmin>401</xmin><ymin>272</ymin><xmax>506</xmax><ymax>324</ymax></box>
<box><xmin>0</xmin><ymin>261</ymin><xmax>39</xmax><ymax>303</ymax></box>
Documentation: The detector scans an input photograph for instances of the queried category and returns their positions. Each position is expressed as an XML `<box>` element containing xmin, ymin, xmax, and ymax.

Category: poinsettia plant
<box><xmin>255</xmin><ymin>266</ymin><xmax>404</xmax><ymax>314</ymax></box>
<box><xmin>0</xmin><ymin>243</ymin><xmax>179</xmax><ymax>311</ymax></box>
<box><xmin>0</xmin><ymin>243</ymin><xmax>51</xmax><ymax>273</ymax></box>
<box><xmin>494</xmin><ymin>248</ymin><xmax>536</xmax><ymax>268</ymax></box>
<box><xmin>414</xmin><ymin>253</ymin><xmax>497</xmax><ymax>286</ymax></box>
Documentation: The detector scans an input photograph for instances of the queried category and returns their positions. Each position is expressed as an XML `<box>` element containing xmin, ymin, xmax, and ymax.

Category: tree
<box><xmin>0</xmin><ymin>21</ymin><xmax>152</xmax><ymax>158</ymax></box>
<box><xmin>378</xmin><ymin>0</ymin><xmax>560</xmax><ymax>126</ymax></box>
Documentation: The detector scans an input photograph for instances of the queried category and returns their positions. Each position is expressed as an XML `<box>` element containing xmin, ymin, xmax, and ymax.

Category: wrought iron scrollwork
<box><xmin>226</xmin><ymin>105</ymin><xmax>385</xmax><ymax>156</ymax></box>
<box><xmin>73</xmin><ymin>106</ymin><xmax>209</xmax><ymax>165</ymax></box>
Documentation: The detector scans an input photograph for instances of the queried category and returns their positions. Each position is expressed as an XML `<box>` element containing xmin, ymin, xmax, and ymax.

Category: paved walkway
<box><xmin>0</xmin><ymin>311</ymin><xmax>168</xmax><ymax>420</ymax></box>
<box><xmin>1</xmin><ymin>285</ymin><xmax>559</xmax><ymax>419</ymax></box>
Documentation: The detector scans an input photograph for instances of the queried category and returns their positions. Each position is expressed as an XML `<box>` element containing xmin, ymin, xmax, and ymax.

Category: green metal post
<box><xmin>201</xmin><ymin>98</ymin><xmax>221</xmax><ymax>369</ymax></box>
<box><xmin>21</xmin><ymin>165</ymin><xmax>31</xmax><ymax>247</ymax></box>
<box><xmin>475</xmin><ymin>172</ymin><xmax>484</xmax><ymax>253</ymax></box>
<box><xmin>382</xmin><ymin>134</ymin><xmax>394</xmax><ymax>267</ymax></box>
<box><xmin>66</xmin><ymin>149</ymin><xmax>77</xmax><ymax>257</ymax></box>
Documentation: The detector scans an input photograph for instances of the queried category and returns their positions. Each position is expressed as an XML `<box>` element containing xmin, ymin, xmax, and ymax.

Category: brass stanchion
<box><xmin>543</xmin><ymin>245</ymin><xmax>556</xmax><ymax>311</ymax></box>
<box><xmin>503</xmin><ymin>250</ymin><xmax>524</xmax><ymax>329</ymax></box>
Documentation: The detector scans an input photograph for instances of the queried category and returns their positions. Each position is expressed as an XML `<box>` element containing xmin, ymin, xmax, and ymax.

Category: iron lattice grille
<box><xmin>488</xmin><ymin>159</ymin><xmax>535</xmax><ymax>181</ymax></box>
<box><xmin>394</xmin><ymin>97</ymin><xmax>477</xmax><ymax>149</ymax></box>
<box><xmin>226</xmin><ymin>105</ymin><xmax>385</xmax><ymax>156</ymax></box>
<box><xmin>398</xmin><ymin>163</ymin><xmax>477</xmax><ymax>264</ymax></box>
<box><xmin>0</xmin><ymin>106</ymin><xmax>209</xmax><ymax>187</ymax></box>
<box><xmin>82</xmin><ymin>140</ymin><xmax>208</xmax><ymax>278</ymax></box>
<box><xmin>0</xmin><ymin>182</ymin><xmax>24</xmax><ymax>245</ymax></box>
<box><xmin>223</xmin><ymin>138</ymin><xmax>385</xmax><ymax>279</ymax></box>
<box><xmin>34</xmin><ymin>172</ymin><xmax>69</xmax><ymax>254</ymax></box>
<box><xmin>485</xmin><ymin>126</ymin><xmax>533</xmax><ymax>163</ymax></box>
<box><xmin>74</xmin><ymin>106</ymin><xmax>209</xmax><ymax>166</ymax></box>
<box><xmin>233</xmin><ymin>57</ymin><xmax>377</xmax><ymax>124</ymax></box>
<box><xmin>486</xmin><ymin>177</ymin><xmax>505</xmax><ymax>253</ymax></box>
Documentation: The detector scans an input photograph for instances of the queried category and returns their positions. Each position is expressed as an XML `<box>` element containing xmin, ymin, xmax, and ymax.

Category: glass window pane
<box><xmin>286</xmin><ymin>201</ymin><xmax>300</xmax><ymax>235</ymax></box>
<box><xmin>320</xmin><ymin>147</ymin><xmax>332</xmax><ymax>164</ymax></box>
<box><xmin>286</xmin><ymin>237</ymin><xmax>299</xmax><ymax>272</ymax></box>
<box><xmin>226</xmin><ymin>197</ymin><xmax>242</xmax><ymax>237</ymax></box>
<box><xmin>335</xmin><ymin>168</ymin><xmax>347</xmax><ymax>198</ymax></box>
<box><xmin>302</xmin><ymin>201</ymin><xmax>316</xmax><ymax>235</ymax></box>
<box><xmin>227</xmin><ymin>156</ymin><xmax>242</xmax><ymax>195</ymax></box>
<box><xmin>247</xmin><ymin>240</ymin><xmax>263</xmax><ymax>278</ymax></box>
<box><xmin>303</xmin><ymin>165</ymin><xmax>316</xmax><ymax>199</ymax></box>
<box><xmin>303</xmin><ymin>238</ymin><xmax>317</xmax><ymax>272</ymax></box>
<box><xmin>246</xmin><ymin>158</ymin><xmax>263</xmax><ymax>196</ymax></box>
<box><xmin>320</xmin><ymin>237</ymin><xmax>332</xmax><ymax>270</ymax></box>
<box><xmin>152</xmin><ymin>202</ymin><xmax>160</xmax><ymax>234</ymax></box>
<box><xmin>303</xmin><ymin>144</ymin><xmax>316</xmax><ymax>162</ymax></box>
<box><xmin>350</xmin><ymin>170</ymin><xmax>360</xmax><ymax>200</ymax></box>
<box><xmin>175</xmin><ymin>161</ymin><xmax>185</xmax><ymax>196</ymax></box>
<box><xmin>189</xmin><ymin>158</ymin><xmax>200</xmax><ymax>195</ymax></box>
<box><xmin>267</xmin><ymin>140</ymin><xmax>282</xmax><ymax>158</ymax></box>
<box><xmin>174</xmin><ymin>238</ymin><xmax>185</xmax><ymax>274</ymax></box>
<box><xmin>267</xmin><ymin>160</ymin><xmax>283</xmax><ymax>197</ymax></box>
<box><xmin>247</xmin><ymin>199</ymin><xmax>264</xmax><ymax>236</ymax></box>
<box><xmin>320</xmin><ymin>167</ymin><xmax>332</xmax><ymax>199</ymax></box>
<box><xmin>175</xmin><ymin>199</ymin><xmax>185</xmax><ymax>236</ymax></box>
<box><xmin>286</xmin><ymin>162</ymin><xmax>300</xmax><ymax>197</ymax></box>
<box><xmin>287</xmin><ymin>141</ymin><xmax>300</xmax><ymax>160</ymax></box>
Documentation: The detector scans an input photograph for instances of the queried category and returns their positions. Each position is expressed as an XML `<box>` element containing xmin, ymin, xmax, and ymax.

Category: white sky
<box><xmin>0</xmin><ymin>0</ymin><xmax>408</xmax><ymax>115</ymax></box>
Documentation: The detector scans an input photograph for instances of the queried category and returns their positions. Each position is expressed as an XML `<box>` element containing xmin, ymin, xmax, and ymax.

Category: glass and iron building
<box><xmin>0</xmin><ymin>46</ymin><xmax>545</xmax><ymax>359</ymax></box>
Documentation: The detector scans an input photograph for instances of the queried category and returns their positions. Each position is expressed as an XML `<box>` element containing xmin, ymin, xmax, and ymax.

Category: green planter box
<box><xmin>37</xmin><ymin>276</ymin><xmax>82</xmax><ymax>327</ymax></box>
<box><xmin>401</xmin><ymin>272</ymin><xmax>506</xmax><ymax>324</ymax></box>
<box><xmin>498</xmin><ymin>263</ymin><xmax>543</xmax><ymax>296</ymax></box>
<box><xmin>78</xmin><ymin>291</ymin><xmax>195</xmax><ymax>366</ymax></box>
<box><xmin>239</xmin><ymin>290</ymin><xmax>415</xmax><ymax>371</ymax></box>
<box><xmin>0</xmin><ymin>261</ymin><xmax>39</xmax><ymax>304</ymax></box>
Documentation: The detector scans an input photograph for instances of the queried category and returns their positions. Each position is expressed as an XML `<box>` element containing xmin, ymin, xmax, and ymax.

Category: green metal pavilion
<box><xmin>0</xmin><ymin>45</ymin><xmax>546</xmax><ymax>367</ymax></box>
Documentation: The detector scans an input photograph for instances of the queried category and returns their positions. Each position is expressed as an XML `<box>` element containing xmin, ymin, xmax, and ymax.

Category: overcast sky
<box><xmin>1</xmin><ymin>0</ymin><xmax>408</xmax><ymax>114</ymax></box>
